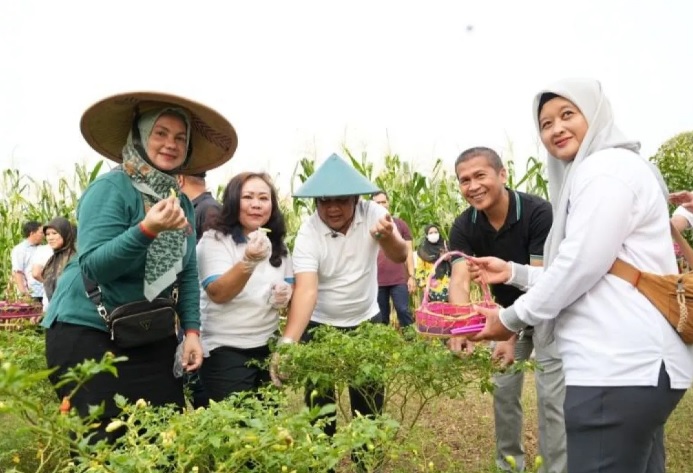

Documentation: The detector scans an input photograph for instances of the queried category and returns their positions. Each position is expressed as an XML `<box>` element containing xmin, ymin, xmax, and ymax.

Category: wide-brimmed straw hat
<box><xmin>80</xmin><ymin>91</ymin><xmax>238</xmax><ymax>175</ymax></box>
<box><xmin>293</xmin><ymin>153</ymin><xmax>380</xmax><ymax>198</ymax></box>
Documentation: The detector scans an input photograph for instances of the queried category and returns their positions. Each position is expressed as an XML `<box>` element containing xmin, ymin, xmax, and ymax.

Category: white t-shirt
<box><xmin>197</xmin><ymin>230</ymin><xmax>293</xmax><ymax>354</ymax></box>
<box><xmin>32</xmin><ymin>245</ymin><xmax>53</xmax><ymax>267</ymax></box>
<box><xmin>672</xmin><ymin>206</ymin><xmax>693</xmax><ymax>228</ymax></box>
<box><xmin>10</xmin><ymin>240</ymin><xmax>43</xmax><ymax>298</ymax></box>
<box><xmin>292</xmin><ymin>200</ymin><xmax>389</xmax><ymax>327</ymax></box>
<box><xmin>508</xmin><ymin>148</ymin><xmax>693</xmax><ymax>389</ymax></box>
<box><xmin>31</xmin><ymin>245</ymin><xmax>53</xmax><ymax>310</ymax></box>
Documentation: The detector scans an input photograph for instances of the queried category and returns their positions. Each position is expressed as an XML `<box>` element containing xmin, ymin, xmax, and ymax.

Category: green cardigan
<box><xmin>42</xmin><ymin>171</ymin><xmax>201</xmax><ymax>332</ymax></box>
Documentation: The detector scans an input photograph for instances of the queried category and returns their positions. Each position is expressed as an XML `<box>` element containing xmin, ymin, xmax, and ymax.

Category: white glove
<box><xmin>243</xmin><ymin>230</ymin><xmax>271</xmax><ymax>272</ymax></box>
<box><xmin>269</xmin><ymin>281</ymin><xmax>293</xmax><ymax>309</ymax></box>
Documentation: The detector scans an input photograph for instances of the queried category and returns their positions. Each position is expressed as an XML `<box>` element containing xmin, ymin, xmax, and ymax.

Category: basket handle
<box><xmin>422</xmin><ymin>250</ymin><xmax>493</xmax><ymax>306</ymax></box>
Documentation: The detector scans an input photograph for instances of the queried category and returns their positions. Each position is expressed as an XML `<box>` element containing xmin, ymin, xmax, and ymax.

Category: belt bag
<box><xmin>609</xmin><ymin>258</ymin><xmax>693</xmax><ymax>344</ymax></box>
<box><xmin>83</xmin><ymin>272</ymin><xmax>179</xmax><ymax>349</ymax></box>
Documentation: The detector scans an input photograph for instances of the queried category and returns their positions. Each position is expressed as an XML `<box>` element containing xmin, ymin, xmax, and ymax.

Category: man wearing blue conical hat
<box><xmin>271</xmin><ymin>153</ymin><xmax>408</xmax><ymax>437</ymax></box>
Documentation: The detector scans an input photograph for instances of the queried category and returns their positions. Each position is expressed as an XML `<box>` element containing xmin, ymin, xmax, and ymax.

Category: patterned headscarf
<box><xmin>121</xmin><ymin>107</ymin><xmax>191</xmax><ymax>301</ymax></box>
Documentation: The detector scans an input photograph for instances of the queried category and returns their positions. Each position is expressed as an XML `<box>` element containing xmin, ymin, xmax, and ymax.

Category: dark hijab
<box><xmin>417</xmin><ymin>224</ymin><xmax>447</xmax><ymax>263</ymax></box>
<box><xmin>41</xmin><ymin>217</ymin><xmax>77</xmax><ymax>301</ymax></box>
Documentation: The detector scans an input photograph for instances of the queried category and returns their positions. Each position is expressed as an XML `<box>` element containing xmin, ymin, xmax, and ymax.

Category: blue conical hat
<box><xmin>293</xmin><ymin>153</ymin><xmax>380</xmax><ymax>198</ymax></box>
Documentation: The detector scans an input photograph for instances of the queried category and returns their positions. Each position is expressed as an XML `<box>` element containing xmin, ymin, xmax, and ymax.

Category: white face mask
<box><xmin>427</xmin><ymin>233</ymin><xmax>440</xmax><ymax>244</ymax></box>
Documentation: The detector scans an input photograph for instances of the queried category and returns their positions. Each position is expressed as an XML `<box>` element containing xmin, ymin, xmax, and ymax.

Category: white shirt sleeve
<box><xmin>508</xmin><ymin>174</ymin><xmax>639</xmax><ymax>327</ymax></box>
<box><xmin>673</xmin><ymin>206</ymin><xmax>693</xmax><ymax>229</ymax></box>
<box><xmin>365</xmin><ymin>200</ymin><xmax>388</xmax><ymax>228</ymax></box>
<box><xmin>10</xmin><ymin>245</ymin><xmax>22</xmax><ymax>272</ymax></box>
<box><xmin>32</xmin><ymin>245</ymin><xmax>53</xmax><ymax>267</ymax></box>
<box><xmin>196</xmin><ymin>232</ymin><xmax>239</xmax><ymax>288</ymax></box>
<box><xmin>292</xmin><ymin>222</ymin><xmax>320</xmax><ymax>274</ymax></box>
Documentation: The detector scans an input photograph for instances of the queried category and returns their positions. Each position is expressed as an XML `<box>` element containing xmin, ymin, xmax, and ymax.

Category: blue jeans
<box><xmin>377</xmin><ymin>284</ymin><xmax>413</xmax><ymax>328</ymax></box>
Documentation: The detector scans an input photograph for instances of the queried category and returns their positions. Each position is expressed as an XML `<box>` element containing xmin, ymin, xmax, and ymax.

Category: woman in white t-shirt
<box><xmin>197</xmin><ymin>172</ymin><xmax>293</xmax><ymax>401</ymax></box>
<box><xmin>469</xmin><ymin>78</ymin><xmax>693</xmax><ymax>473</ymax></box>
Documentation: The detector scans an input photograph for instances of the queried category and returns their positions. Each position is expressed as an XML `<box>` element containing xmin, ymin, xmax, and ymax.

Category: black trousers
<box><xmin>564</xmin><ymin>364</ymin><xmax>685</xmax><ymax>473</ymax></box>
<box><xmin>200</xmin><ymin>344</ymin><xmax>272</xmax><ymax>402</ymax></box>
<box><xmin>45</xmin><ymin>322</ymin><xmax>183</xmax><ymax>443</ymax></box>
<box><xmin>301</xmin><ymin>313</ymin><xmax>385</xmax><ymax>437</ymax></box>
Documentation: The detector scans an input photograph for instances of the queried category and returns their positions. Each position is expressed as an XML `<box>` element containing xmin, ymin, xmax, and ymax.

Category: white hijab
<box><xmin>534</xmin><ymin>78</ymin><xmax>666</xmax><ymax>267</ymax></box>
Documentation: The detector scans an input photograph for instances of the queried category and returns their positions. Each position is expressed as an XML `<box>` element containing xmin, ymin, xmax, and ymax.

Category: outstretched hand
<box><xmin>466</xmin><ymin>256</ymin><xmax>511</xmax><ymax>285</ymax></box>
<box><xmin>669</xmin><ymin>191</ymin><xmax>693</xmax><ymax>212</ymax></box>
<box><xmin>469</xmin><ymin>305</ymin><xmax>514</xmax><ymax>342</ymax></box>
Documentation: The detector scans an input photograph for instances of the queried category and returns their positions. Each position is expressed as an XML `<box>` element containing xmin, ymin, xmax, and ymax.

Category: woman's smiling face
<box><xmin>538</xmin><ymin>96</ymin><xmax>589</xmax><ymax>162</ymax></box>
<box><xmin>146</xmin><ymin>114</ymin><xmax>188</xmax><ymax>171</ymax></box>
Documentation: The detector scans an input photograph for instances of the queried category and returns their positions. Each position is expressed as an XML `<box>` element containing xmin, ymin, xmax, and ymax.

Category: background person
<box><xmin>36</xmin><ymin>217</ymin><xmax>77</xmax><ymax>309</ymax></box>
<box><xmin>197</xmin><ymin>172</ymin><xmax>293</xmax><ymax>401</ymax></box>
<box><xmin>669</xmin><ymin>192</ymin><xmax>693</xmax><ymax>270</ymax></box>
<box><xmin>41</xmin><ymin>91</ymin><xmax>237</xmax><ymax>443</ymax></box>
<box><xmin>177</xmin><ymin>171</ymin><xmax>222</xmax><ymax>242</ymax></box>
<box><xmin>471</xmin><ymin>78</ymin><xmax>693</xmax><ymax>473</ymax></box>
<box><xmin>372</xmin><ymin>190</ymin><xmax>415</xmax><ymax>328</ymax></box>
<box><xmin>414</xmin><ymin>223</ymin><xmax>451</xmax><ymax>303</ymax></box>
<box><xmin>11</xmin><ymin>221</ymin><xmax>44</xmax><ymax>302</ymax></box>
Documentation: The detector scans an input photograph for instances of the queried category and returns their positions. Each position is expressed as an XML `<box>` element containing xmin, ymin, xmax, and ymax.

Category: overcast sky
<box><xmin>1</xmin><ymin>0</ymin><xmax>692</xmax><ymax>194</ymax></box>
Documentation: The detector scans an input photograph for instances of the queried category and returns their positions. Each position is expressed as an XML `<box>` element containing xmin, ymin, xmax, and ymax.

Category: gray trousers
<box><xmin>493</xmin><ymin>333</ymin><xmax>567</xmax><ymax>473</ymax></box>
<box><xmin>564</xmin><ymin>364</ymin><xmax>685</xmax><ymax>473</ymax></box>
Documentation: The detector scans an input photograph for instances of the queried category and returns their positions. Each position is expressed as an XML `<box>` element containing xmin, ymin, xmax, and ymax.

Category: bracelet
<box><xmin>185</xmin><ymin>329</ymin><xmax>200</xmax><ymax>337</ymax></box>
<box><xmin>139</xmin><ymin>222</ymin><xmax>158</xmax><ymax>239</ymax></box>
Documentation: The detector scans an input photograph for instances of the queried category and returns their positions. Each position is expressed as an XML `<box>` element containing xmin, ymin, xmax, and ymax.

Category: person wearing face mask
<box><xmin>470</xmin><ymin>79</ymin><xmax>693</xmax><ymax>473</ymax></box>
<box><xmin>446</xmin><ymin>147</ymin><xmax>564</xmax><ymax>473</ymax></box>
<box><xmin>41</xmin><ymin>92</ymin><xmax>237</xmax><ymax>443</ymax></box>
<box><xmin>414</xmin><ymin>224</ymin><xmax>451</xmax><ymax>302</ymax></box>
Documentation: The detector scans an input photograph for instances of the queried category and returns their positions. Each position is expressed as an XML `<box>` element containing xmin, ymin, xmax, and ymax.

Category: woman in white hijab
<box><xmin>469</xmin><ymin>78</ymin><xmax>693</xmax><ymax>472</ymax></box>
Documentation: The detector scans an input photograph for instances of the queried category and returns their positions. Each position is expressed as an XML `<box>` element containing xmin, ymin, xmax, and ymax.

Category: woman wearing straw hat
<box><xmin>469</xmin><ymin>79</ymin><xmax>693</xmax><ymax>472</ymax></box>
<box><xmin>41</xmin><ymin>92</ymin><xmax>237</xmax><ymax>443</ymax></box>
<box><xmin>270</xmin><ymin>154</ymin><xmax>408</xmax><ymax>444</ymax></box>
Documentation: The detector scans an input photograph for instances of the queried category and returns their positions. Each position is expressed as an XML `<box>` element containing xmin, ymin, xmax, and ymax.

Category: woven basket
<box><xmin>0</xmin><ymin>301</ymin><xmax>43</xmax><ymax>330</ymax></box>
<box><xmin>0</xmin><ymin>301</ymin><xmax>43</xmax><ymax>319</ymax></box>
<box><xmin>415</xmin><ymin>251</ymin><xmax>496</xmax><ymax>336</ymax></box>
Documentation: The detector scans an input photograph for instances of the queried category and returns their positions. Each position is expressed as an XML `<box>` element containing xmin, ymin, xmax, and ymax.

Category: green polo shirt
<box><xmin>42</xmin><ymin>171</ymin><xmax>201</xmax><ymax>332</ymax></box>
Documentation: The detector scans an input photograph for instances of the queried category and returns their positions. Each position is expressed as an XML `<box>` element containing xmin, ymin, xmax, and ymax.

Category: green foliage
<box><xmin>0</xmin><ymin>329</ymin><xmax>390</xmax><ymax>472</ymax></box>
<box><xmin>505</xmin><ymin>157</ymin><xmax>549</xmax><ymax>201</ymax></box>
<box><xmin>275</xmin><ymin>323</ymin><xmax>500</xmax><ymax>467</ymax></box>
<box><xmin>650</xmin><ymin>131</ymin><xmax>693</xmax><ymax>196</ymax></box>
